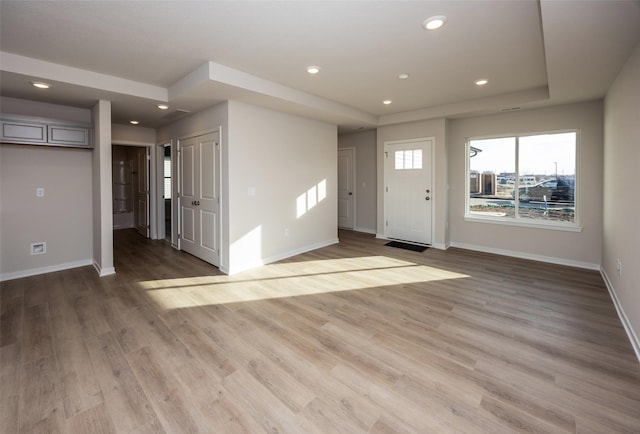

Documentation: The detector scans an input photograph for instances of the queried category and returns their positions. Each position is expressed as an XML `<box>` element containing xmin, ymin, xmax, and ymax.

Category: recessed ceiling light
<box><xmin>475</xmin><ymin>79</ymin><xmax>488</xmax><ymax>86</ymax></box>
<box><xmin>157</xmin><ymin>104</ymin><xmax>169</xmax><ymax>110</ymax></box>
<box><xmin>398</xmin><ymin>73</ymin><xmax>410</xmax><ymax>80</ymax></box>
<box><xmin>30</xmin><ymin>81</ymin><xmax>52</xmax><ymax>89</ymax></box>
<box><xmin>383</xmin><ymin>100</ymin><xmax>392</xmax><ymax>105</ymax></box>
<box><xmin>423</xmin><ymin>15</ymin><xmax>447</xmax><ymax>31</ymax></box>
<box><xmin>130</xmin><ymin>120</ymin><xmax>139</xmax><ymax>125</ymax></box>
<box><xmin>306</xmin><ymin>65</ymin><xmax>320</xmax><ymax>74</ymax></box>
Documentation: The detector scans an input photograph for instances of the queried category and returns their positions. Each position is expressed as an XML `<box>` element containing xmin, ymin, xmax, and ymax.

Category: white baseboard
<box><xmin>600</xmin><ymin>269</ymin><xmax>640</xmax><ymax>363</ymax></box>
<box><xmin>0</xmin><ymin>259</ymin><xmax>93</xmax><ymax>282</ymax></box>
<box><xmin>93</xmin><ymin>261</ymin><xmax>116</xmax><ymax>277</ymax></box>
<box><xmin>430</xmin><ymin>242</ymin><xmax>449</xmax><ymax>250</ymax></box>
<box><xmin>449</xmin><ymin>241</ymin><xmax>600</xmax><ymax>270</ymax></box>
<box><xmin>226</xmin><ymin>238</ymin><xmax>340</xmax><ymax>275</ymax></box>
<box><xmin>354</xmin><ymin>226</ymin><xmax>376</xmax><ymax>235</ymax></box>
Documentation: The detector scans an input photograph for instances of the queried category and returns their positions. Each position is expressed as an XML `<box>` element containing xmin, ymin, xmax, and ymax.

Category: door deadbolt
<box><xmin>426</xmin><ymin>189</ymin><xmax>430</xmax><ymax>193</ymax></box>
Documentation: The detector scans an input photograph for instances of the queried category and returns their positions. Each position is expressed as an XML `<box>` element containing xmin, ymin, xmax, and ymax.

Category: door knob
<box><xmin>348</xmin><ymin>192</ymin><xmax>353</xmax><ymax>196</ymax></box>
<box><xmin>425</xmin><ymin>196</ymin><xmax>430</xmax><ymax>201</ymax></box>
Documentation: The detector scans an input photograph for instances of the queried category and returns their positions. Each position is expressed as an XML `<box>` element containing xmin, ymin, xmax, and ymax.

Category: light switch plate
<box><xmin>36</xmin><ymin>188</ymin><xmax>45</xmax><ymax>197</ymax></box>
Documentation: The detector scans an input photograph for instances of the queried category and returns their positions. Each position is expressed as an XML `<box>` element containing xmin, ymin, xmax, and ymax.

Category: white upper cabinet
<box><xmin>1</xmin><ymin>115</ymin><xmax>93</xmax><ymax>148</ymax></box>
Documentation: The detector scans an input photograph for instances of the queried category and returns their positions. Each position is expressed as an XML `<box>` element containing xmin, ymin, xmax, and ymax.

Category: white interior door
<box><xmin>133</xmin><ymin>147</ymin><xmax>150</xmax><ymax>238</ymax></box>
<box><xmin>338</xmin><ymin>148</ymin><xmax>355</xmax><ymax>229</ymax></box>
<box><xmin>179</xmin><ymin>132</ymin><xmax>220</xmax><ymax>266</ymax></box>
<box><xmin>384</xmin><ymin>139</ymin><xmax>432</xmax><ymax>244</ymax></box>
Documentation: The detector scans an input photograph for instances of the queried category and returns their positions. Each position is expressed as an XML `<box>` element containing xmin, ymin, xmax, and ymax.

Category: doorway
<box><xmin>384</xmin><ymin>138</ymin><xmax>433</xmax><ymax>245</ymax></box>
<box><xmin>112</xmin><ymin>145</ymin><xmax>150</xmax><ymax>238</ymax></box>
<box><xmin>338</xmin><ymin>148</ymin><xmax>355</xmax><ymax>229</ymax></box>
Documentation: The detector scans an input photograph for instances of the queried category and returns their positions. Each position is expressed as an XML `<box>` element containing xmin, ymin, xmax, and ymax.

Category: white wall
<box><xmin>0</xmin><ymin>96</ymin><xmax>92</xmax><ymax>123</ymax></box>
<box><xmin>377</xmin><ymin>118</ymin><xmax>449</xmax><ymax>248</ymax></box>
<box><xmin>112</xmin><ymin>123</ymin><xmax>156</xmax><ymax>145</ymax></box>
<box><xmin>226</xmin><ymin>100</ymin><xmax>338</xmax><ymax>274</ymax></box>
<box><xmin>338</xmin><ymin>130</ymin><xmax>377</xmax><ymax>234</ymax></box>
<box><xmin>0</xmin><ymin>98</ymin><xmax>94</xmax><ymax>281</ymax></box>
<box><xmin>0</xmin><ymin>145</ymin><xmax>93</xmax><ymax>280</ymax></box>
<box><xmin>448</xmin><ymin>100</ymin><xmax>603</xmax><ymax>269</ymax></box>
<box><xmin>603</xmin><ymin>41</ymin><xmax>640</xmax><ymax>357</ymax></box>
<box><xmin>157</xmin><ymin>103</ymin><xmax>229</xmax><ymax>145</ymax></box>
<box><xmin>156</xmin><ymin>101</ymin><xmax>338</xmax><ymax>274</ymax></box>
<box><xmin>91</xmin><ymin>100</ymin><xmax>114</xmax><ymax>276</ymax></box>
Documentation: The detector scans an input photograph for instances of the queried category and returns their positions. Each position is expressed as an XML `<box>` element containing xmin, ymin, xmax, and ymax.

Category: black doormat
<box><xmin>385</xmin><ymin>241</ymin><xmax>429</xmax><ymax>253</ymax></box>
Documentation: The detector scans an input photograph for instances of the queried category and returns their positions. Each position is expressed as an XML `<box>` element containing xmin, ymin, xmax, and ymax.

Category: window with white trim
<box><xmin>395</xmin><ymin>149</ymin><xmax>423</xmax><ymax>170</ymax></box>
<box><xmin>466</xmin><ymin>131</ymin><xmax>577</xmax><ymax>226</ymax></box>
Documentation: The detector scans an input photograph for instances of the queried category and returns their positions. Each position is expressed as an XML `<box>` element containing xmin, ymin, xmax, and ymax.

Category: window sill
<box><xmin>464</xmin><ymin>214</ymin><xmax>583</xmax><ymax>232</ymax></box>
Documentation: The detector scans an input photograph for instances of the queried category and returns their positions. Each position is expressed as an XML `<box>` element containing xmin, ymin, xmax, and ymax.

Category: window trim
<box><xmin>464</xmin><ymin>129</ymin><xmax>581</xmax><ymax>232</ymax></box>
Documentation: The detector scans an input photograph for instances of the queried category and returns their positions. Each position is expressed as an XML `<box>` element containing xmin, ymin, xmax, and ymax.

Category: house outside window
<box><xmin>466</xmin><ymin>131</ymin><xmax>578</xmax><ymax>229</ymax></box>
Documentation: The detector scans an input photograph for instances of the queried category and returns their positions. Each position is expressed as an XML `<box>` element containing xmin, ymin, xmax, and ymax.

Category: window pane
<box><xmin>164</xmin><ymin>157</ymin><xmax>171</xmax><ymax>177</ymax></box>
<box><xmin>164</xmin><ymin>178</ymin><xmax>171</xmax><ymax>199</ymax></box>
<box><xmin>413</xmin><ymin>149</ymin><xmax>423</xmax><ymax>169</ymax></box>
<box><xmin>404</xmin><ymin>150</ymin><xmax>413</xmax><ymax>169</ymax></box>
<box><xmin>468</xmin><ymin>137</ymin><xmax>516</xmax><ymax>218</ymax></box>
<box><xmin>163</xmin><ymin>156</ymin><xmax>172</xmax><ymax>199</ymax></box>
<box><xmin>395</xmin><ymin>151</ymin><xmax>404</xmax><ymax>170</ymax></box>
<box><xmin>395</xmin><ymin>149</ymin><xmax>423</xmax><ymax>170</ymax></box>
<box><xmin>517</xmin><ymin>133</ymin><xmax>575</xmax><ymax>223</ymax></box>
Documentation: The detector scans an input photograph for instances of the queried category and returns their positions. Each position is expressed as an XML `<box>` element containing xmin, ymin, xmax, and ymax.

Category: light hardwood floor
<box><xmin>1</xmin><ymin>229</ymin><xmax>639</xmax><ymax>433</ymax></box>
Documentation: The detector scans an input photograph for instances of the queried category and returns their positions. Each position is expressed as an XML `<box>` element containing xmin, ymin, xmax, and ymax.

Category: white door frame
<box><xmin>156</xmin><ymin>142</ymin><xmax>174</xmax><ymax>245</ymax></box>
<box><xmin>338</xmin><ymin>147</ymin><xmax>356</xmax><ymax>230</ymax></box>
<box><xmin>383</xmin><ymin>137</ymin><xmax>435</xmax><ymax>244</ymax></box>
<box><xmin>112</xmin><ymin>141</ymin><xmax>156</xmax><ymax>239</ymax></box>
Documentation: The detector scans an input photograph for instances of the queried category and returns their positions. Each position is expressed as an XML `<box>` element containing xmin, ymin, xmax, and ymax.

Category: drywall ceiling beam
<box><xmin>0</xmin><ymin>51</ymin><xmax>168</xmax><ymax>102</ymax></box>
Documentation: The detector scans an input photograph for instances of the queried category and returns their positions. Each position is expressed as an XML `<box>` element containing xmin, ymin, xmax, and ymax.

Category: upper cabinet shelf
<box><xmin>1</xmin><ymin>115</ymin><xmax>93</xmax><ymax>148</ymax></box>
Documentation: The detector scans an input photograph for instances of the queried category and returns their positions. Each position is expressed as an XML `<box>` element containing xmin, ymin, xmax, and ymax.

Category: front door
<box><xmin>179</xmin><ymin>132</ymin><xmax>220</xmax><ymax>266</ymax></box>
<box><xmin>384</xmin><ymin>139</ymin><xmax>432</xmax><ymax>245</ymax></box>
<box><xmin>338</xmin><ymin>148</ymin><xmax>355</xmax><ymax>229</ymax></box>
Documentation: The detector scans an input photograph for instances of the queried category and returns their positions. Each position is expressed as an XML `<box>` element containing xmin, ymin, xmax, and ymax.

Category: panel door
<box><xmin>384</xmin><ymin>139</ymin><xmax>432</xmax><ymax>245</ymax></box>
<box><xmin>179</xmin><ymin>132</ymin><xmax>220</xmax><ymax>266</ymax></box>
<box><xmin>133</xmin><ymin>147</ymin><xmax>150</xmax><ymax>237</ymax></box>
<box><xmin>338</xmin><ymin>148</ymin><xmax>355</xmax><ymax>229</ymax></box>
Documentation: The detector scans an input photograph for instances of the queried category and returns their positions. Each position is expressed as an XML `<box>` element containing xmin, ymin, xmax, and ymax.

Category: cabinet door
<box><xmin>48</xmin><ymin>125</ymin><xmax>91</xmax><ymax>147</ymax></box>
<box><xmin>1</xmin><ymin>120</ymin><xmax>47</xmax><ymax>144</ymax></box>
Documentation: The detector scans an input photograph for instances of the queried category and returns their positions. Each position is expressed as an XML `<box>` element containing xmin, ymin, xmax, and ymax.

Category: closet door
<box><xmin>179</xmin><ymin>132</ymin><xmax>220</xmax><ymax>266</ymax></box>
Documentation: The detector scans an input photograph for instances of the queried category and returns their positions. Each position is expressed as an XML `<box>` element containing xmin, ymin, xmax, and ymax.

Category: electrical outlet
<box><xmin>31</xmin><ymin>242</ymin><xmax>46</xmax><ymax>255</ymax></box>
<box><xmin>36</xmin><ymin>187</ymin><xmax>45</xmax><ymax>197</ymax></box>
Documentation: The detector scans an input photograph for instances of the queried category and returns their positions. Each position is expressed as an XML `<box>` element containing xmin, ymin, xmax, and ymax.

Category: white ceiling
<box><xmin>1</xmin><ymin>1</ymin><xmax>639</xmax><ymax>132</ymax></box>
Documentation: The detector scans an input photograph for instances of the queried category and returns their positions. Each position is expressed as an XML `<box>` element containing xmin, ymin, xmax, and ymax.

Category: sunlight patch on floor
<box><xmin>140</xmin><ymin>256</ymin><xmax>469</xmax><ymax>310</ymax></box>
